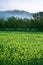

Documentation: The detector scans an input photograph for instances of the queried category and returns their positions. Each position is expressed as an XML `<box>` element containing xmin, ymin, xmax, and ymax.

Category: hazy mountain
<box><xmin>0</xmin><ymin>10</ymin><xmax>32</xmax><ymax>19</ymax></box>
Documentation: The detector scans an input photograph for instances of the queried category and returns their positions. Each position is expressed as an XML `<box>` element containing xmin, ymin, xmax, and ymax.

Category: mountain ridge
<box><xmin>0</xmin><ymin>10</ymin><xmax>32</xmax><ymax>19</ymax></box>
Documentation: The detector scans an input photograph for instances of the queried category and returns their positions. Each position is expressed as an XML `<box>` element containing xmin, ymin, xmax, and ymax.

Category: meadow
<box><xmin>0</xmin><ymin>31</ymin><xmax>43</xmax><ymax>65</ymax></box>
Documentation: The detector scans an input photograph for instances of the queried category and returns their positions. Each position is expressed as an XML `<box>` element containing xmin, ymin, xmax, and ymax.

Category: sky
<box><xmin>0</xmin><ymin>0</ymin><xmax>43</xmax><ymax>13</ymax></box>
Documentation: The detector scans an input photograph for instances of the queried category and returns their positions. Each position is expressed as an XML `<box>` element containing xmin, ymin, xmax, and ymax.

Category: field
<box><xmin>0</xmin><ymin>31</ymin><xmax>43</xmax><ymax>65</ymax></box>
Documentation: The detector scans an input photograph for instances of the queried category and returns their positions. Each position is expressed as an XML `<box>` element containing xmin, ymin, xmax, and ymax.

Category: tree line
<box><xmin>0</xmin><ymin>13</ymin><xmax>43</xmax><ymax>31</ymax></box>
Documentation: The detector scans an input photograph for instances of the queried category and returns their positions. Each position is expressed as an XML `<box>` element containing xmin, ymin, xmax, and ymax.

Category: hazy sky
<box><xmin>0</xmin><ymin>0</ymin><xmax>43</xmax><ymax>13</ymax></box>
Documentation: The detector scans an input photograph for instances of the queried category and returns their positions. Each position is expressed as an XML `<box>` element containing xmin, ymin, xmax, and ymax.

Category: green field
<box><xmin>0</xmin><ymin>31</ymin><xmax>43</xmax><ymax>65</ymax></box>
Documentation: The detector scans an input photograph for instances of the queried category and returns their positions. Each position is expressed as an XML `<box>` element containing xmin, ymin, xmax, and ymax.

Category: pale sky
<box><xmin>0</xmin><ymin>0</ymin><xmax>43</xmax><ymax>13</ymax></box>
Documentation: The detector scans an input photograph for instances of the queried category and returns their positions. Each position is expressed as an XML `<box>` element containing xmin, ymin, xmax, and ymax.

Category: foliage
<box><xmin>0</xmin><ymin>14</ymin><xmax>43</xmax><ymax>31</ymax></box>
<box><xmin>0</xmin><ymin>31</ymin><xmax>43</xmax><ymax>65</ymax></box>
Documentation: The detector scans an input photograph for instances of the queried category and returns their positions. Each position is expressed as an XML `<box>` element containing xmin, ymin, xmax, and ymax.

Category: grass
<box><xmin>0</xmin><ymin>31</ymin><xmax>43</xmax><ymax>65</ymax></box>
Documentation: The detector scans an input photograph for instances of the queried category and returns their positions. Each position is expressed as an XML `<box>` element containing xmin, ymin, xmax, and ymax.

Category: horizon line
<box><xmin>0</xmin><ymin>9</ymin><xmax>43</xmax><ymax>13</ymax></box>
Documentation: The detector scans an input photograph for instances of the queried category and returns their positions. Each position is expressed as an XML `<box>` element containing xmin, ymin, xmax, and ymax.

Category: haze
<box><xmin>0</xmin><ymin>0</ymin><xmax>43</xmax><ymax>13</ymax></box>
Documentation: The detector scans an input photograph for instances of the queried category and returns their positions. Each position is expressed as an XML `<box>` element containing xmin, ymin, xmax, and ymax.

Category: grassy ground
<box><xmin>0</xmin><ymin>31</ymin><xmax>43</xmax><ymax>65</ymax></box>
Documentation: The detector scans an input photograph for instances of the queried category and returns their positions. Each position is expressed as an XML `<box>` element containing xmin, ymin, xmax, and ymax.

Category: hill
<box><xmin>0</xmin><ymin>10</ymin><xmax>32</xmax><ymax>19</ymax></box>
